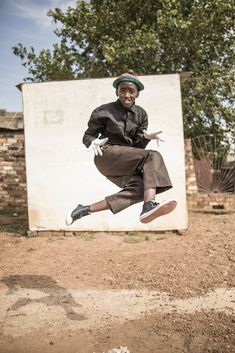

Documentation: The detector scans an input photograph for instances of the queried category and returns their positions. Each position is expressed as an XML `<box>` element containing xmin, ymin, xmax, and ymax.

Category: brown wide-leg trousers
<box><xmin>94</xmin><ymin>144</ymin><xmax>172</xmax><ymax>214</ymax></box>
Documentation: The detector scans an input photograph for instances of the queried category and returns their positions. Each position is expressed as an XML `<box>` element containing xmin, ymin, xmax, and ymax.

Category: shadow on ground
<box><xmin>1</xmin><ymin>274</ymin><xmax>85</xmax><ymax>320</ymax></box>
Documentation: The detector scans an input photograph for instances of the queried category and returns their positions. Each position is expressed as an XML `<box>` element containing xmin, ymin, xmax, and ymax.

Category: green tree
<box><xmin>12</xmin><ymin>0</ymin><xmax>235</xmax><ymax>140</ymax></box>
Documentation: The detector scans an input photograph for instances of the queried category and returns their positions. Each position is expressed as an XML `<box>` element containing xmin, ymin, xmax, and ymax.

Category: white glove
<box><xmin>88</xmin><ymin>137</ymin><xmax>108</xmax><ymax>156</ymax></box>
<box><xmin>143</xmin><ymin>130</ymin><xmax>165</xmax><ymax>146</ymax></box>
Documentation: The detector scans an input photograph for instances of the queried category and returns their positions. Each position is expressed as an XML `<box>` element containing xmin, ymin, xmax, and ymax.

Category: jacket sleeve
<box><xmin>82</xmin><ymin>108</ymin><xmax>106</xmax><ymax>148</ymax></box>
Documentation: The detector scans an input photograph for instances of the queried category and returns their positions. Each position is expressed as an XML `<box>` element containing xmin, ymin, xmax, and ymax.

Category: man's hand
<box><xmin>88</xmin><ymin>137</ymin><xmax>108</xmax><ymax>156</ymax></box>
<box><xmin>143</xmin><ymin>130</ymin><xmax>165</xmax><ymax>146</ymax></box>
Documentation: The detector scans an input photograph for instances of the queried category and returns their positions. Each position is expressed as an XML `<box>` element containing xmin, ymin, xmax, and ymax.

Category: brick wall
<box><xmin>0</xmin><ymin>130</ymin><xmax>27</xmax><ymax>210</ymax></box>
<box><xmin>187</xmin><ymin>192</ymin><xmax>235</xmax><ymax>211</ymax></box>
<box><xmin>184</xmin><ymin>139</ymin><xmax>197</xmax><ymax>195</ymax></box>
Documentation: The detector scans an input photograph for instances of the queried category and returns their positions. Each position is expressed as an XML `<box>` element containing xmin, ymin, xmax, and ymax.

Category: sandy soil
<box><xmin>0</xmin><ymin>209</ymin><xmax>234</xmax><ymax>353</ymax></box>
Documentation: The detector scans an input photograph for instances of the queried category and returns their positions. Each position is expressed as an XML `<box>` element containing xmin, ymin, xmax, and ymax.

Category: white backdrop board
<box><xmin>20</xmin><ymin>74</ymin><xmax>188</xmax><ymax>231</ymax></box>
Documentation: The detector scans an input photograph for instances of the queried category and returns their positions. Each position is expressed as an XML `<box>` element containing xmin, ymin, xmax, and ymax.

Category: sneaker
<box><xmin>140</xmin><ymin>199</ymin><xmax>177</xmax><ymax>224</ymax></box>
<box><xmin>65</xmin><ymin>204</ymin><xmax>90</xmax><ymax>225</ymax></box>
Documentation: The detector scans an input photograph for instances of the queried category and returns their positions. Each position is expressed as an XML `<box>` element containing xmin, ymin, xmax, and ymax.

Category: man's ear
<box><xmin>136</xmin><ymin>91</ymin><xmax>139</xmax><ymax>98</ymax></box>
<box><xmin>115</xmin><ymin>89</ymin><xmax>118</xmax><ymax>96</ymax></box>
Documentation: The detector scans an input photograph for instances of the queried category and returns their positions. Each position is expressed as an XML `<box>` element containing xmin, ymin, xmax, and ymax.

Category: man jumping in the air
<box><xmin>66</xmin><ymin>70</ymin><xmax>177</xmax><ymax>226</ymax></box>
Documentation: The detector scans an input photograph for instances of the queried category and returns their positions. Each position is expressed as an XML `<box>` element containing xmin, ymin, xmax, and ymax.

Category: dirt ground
<box><xmin>0</xmin><ymin>209</ymin><xmax>234</xmax><ymax>353</ymax></box>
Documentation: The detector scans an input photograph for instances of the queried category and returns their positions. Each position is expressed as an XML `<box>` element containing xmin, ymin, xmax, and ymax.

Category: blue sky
<box><xmin>0</xmin><ymin>0</ymin><xmax>77</xmax><ymax>112</ymax></box>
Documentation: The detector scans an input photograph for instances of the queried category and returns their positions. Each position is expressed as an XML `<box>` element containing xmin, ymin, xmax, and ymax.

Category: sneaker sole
<box><xmin>65</xmin><ymin>212</ymin><xmax>73</xmax><ymax>226</ymax></box>
<box><xmin>140</xmin><ymin>200</ymin><xmax>177</xmax><ymax>224</ymax></box>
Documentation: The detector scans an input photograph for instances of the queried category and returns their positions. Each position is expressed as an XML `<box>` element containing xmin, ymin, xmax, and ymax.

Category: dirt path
<box><xmin>0</xmin><ymin>210</ymin><xmax>234</xmax><ymax>353</ymax></box>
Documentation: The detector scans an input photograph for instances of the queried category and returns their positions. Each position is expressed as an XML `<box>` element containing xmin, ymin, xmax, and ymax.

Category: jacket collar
<box><xmin>115</xmin><ymin>99</ymin><xmax>136</xmax><ymax>113</ymax></box>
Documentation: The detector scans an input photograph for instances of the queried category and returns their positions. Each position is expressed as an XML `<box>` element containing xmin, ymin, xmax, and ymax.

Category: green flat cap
<box><xmin>113</xmin><ymin>70</ymin><xmax>144</xmax><ymax>91</ymax></box>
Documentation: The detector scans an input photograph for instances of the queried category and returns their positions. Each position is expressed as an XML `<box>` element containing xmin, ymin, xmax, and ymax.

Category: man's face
<box><xmin>116</xmin><ymin>82</ymin><xmax>139</xmax><ymax>108</ymax></box>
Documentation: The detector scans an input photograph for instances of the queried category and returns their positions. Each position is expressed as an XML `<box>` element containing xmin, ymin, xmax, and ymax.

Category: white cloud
<box><xmin>8</xmin><ymin>0</ymin><xmax>77</xmax><ymax>29</ymax></box>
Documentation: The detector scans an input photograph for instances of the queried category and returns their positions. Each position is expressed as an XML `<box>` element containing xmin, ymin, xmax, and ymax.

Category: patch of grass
<box><xmin>123</xmin><ymin>231</ymin><xmax>150</xmax><ymax>244</ymax></box>
<box><xmin>80</xmin><ymin>232</ymin><xmax>96</xmax><ymax>241</ymax></box>
<box><xmin>154</xmin><ymin>235</ymin><xmax>167</xmax><ymax>241</ymax></box>
<box><xmin>0</xmin><ymin>208</ymin><xmax>28</xmax><ymax>236</ymax></box>
<box><xmin>123</xmin><ymin>231</ymin><xmax>171</xmax><ymax>243</ymax></box>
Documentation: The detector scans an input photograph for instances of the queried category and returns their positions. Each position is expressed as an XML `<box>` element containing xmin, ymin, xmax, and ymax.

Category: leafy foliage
<box><xmin>12</xmin><ymin>0</ymin><xmax>235</xmax><ymax>140</ymax></box>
